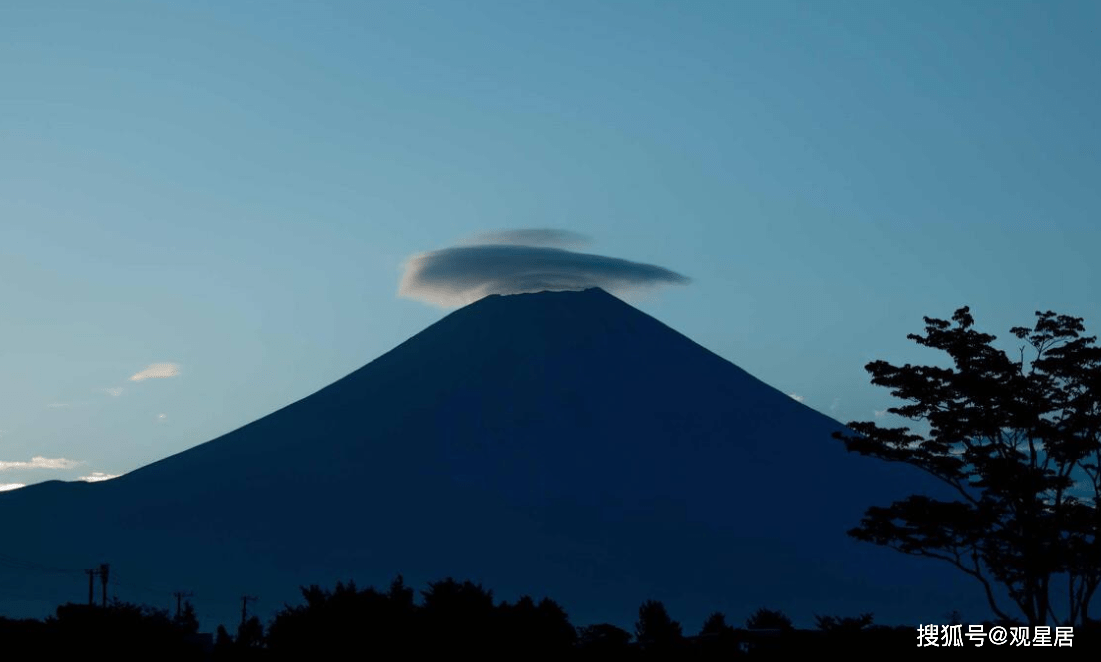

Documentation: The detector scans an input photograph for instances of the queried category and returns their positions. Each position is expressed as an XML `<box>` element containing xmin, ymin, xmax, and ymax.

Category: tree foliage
<box><xmin>634</xmin><ymin>599</ymin><xmax>683</xmax><ymax>649</ymax></box>
<box><xmin>266</xmin><ymin>578</ymin><xmax>415</xmax><ymax>657</ymax></box>
<box><xmin>814</xmin><ymin>612</ymin><xmax>873</xmax><ymax>633</ymax></box>
<box><xmin>699</xmin><ymin>611</ymin><xmax>734</xmax><ymax>637</ymax></box>
<box><xmin>745</xmin><ymin>607</ymin><xmax>793</xmax><ymax>631</ymax></box>
<box><xmin>173</xmin><ymin>600</ymin><xmax>199</xmax><ymax>635</ymax></box>
<box><xmin>836</xmin><ymin>307</ymin><xmax>1101</xmax><ymax>626</ymax></box>
<box><xmin>265</xmin><ymin>576</ymin><xmax>574</xmax><ymax>657</ymax></box>
<box><xmin>45</xmin><ymin>600</ymin><xmax>204</xmax><ymax>659</ymax></box>
<box><xmin>575</xmin><ymin>623</ymin><xmax>631</xmax><ymax>654</ymax></box>
<box><xmin>236</xmin><ymin>615</ymin><xmax>264</xmax><ymax>650</ymax></box>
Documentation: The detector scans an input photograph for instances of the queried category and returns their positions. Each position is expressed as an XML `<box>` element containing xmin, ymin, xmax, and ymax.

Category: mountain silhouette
<box><xmin>0</xmin><ymin>288</ymin><xmax>983</xmax><ymax>628</ymax></box>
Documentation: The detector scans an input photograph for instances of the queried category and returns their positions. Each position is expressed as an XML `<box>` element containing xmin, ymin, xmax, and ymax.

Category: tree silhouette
<box><xmin>836</xmin><ymin>307</ymin><xmax>1101</xmax><ymax>626</ymax></box>
<box><xmin>745</xmin><ymin>607</ymin><xmax>793</xmax><ymax>631</ymax></box>
<box><xmin>47</xmin><ymin>600</ymin><xmax>203</xmax><ymax>659</ymax></box>
<box><xmin>699</xmin><ymin>611</ymin><xmax>735</xmax><ymax>637</ymax></box>
<box><xmin>498</xmin><ymin>595</ymin><xmax>576</xmax><ymax>655</ymax></box>
<box><xmin>419</xmin><ymin>577</ymin><xmax>498</xmax><ymax>654</ymax></box>
<box><xmin>236</xmin><ymin>615</ymin><xmax>264</xmax><ymax>651</ymax></box>
<box><xmin>387</xmin><ymin>574</ymin><xmax>415</xmax><ymax>610</ymax></box>
<box><xmin>172</xmin><ymin>600</ymin><xmax>199</xmax><ymax>635</ymax></box>
<box><xmin>634</xmin><ymin>599</ymin><xmax>682</xmax><ymax>651</ymax></box>
<box><xmin>696</xmin><ymin>611</ymin><xmax>741</xmax><ymax>658</ymax></box>
<box><xmin>814</xmin><ymin>612</ymin><xmax>874</xmax><ymax>632</ymax></box>
<box><xmin>265</xmin><ymin>576</ymin><xmax>577</xmax><ymax>657</ymax></box>
<box><xmin>267</xmin><ymin>577</ymin><xmax>416</xmax><ymax>657</ymax></box>
<box><xmin>213</xmin><ymin>624</ymin><xmax>234</xmax><ymax>658</ymax></box>
<box><xmin>576</xmin><ymin>623</ymin><xmax>632</xmax><ymax>655</ymax></box>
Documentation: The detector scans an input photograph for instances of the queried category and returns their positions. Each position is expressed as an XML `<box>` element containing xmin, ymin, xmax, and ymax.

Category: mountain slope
<box><xmin>0</xmin><ymin>289</ymin><xmax>984</xmax><ymax>628</ymax></box>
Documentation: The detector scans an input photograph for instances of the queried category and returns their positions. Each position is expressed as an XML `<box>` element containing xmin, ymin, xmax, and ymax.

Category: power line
<box><xmin>0</xmin><ymin>552</ymin><xmax>82</xmax><ymax>576</ymax></box>
<box><xmin>0</xmin><ymin>549</ymin><xmax>270</xmax><ymax>629</ymax></box>
<box><xmin>111</xmin><ymin>571</ymin><xmax>174</xmax><ymax>597</ymax></box>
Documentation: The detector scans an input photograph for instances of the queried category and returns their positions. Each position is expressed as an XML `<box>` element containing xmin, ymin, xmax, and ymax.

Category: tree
<box><xmin>745</xmin><ymin>607</ymin><xmax>793</xmax><ymax>631</ymax></box>
<box><xmin>814</xmin><ymin>612</ymin><xmax>873</xmax><ymax>633</ymax></box>
<box><xmin>836</xmin><ymin>307</ymin><xmax>1101</xmax><ymax>626</ymax></box>
<box><xmin>266</xmin><ymin>577</ymin><xmax>417</xmax><ymax>657</ymax></box>
<box><xmin>214</xmin><ymin>624</ymin><xmax>233</xmax><ymax>650</ymax></box>
<box><xmin>696</xmin><ymin>612</ymin><xmax>741</xmax><ymax>658</ymax></box>
<box><xmin>575</xmin><ymin>623</ymin><xmax>631</xmax><ymax>654</ymax></box>
<box><xmin>419</xmin><ymin>577</ymin><xmax>498</xmax><ymax>654</ymax></box>
<box><xmin>634</xmin><ymin>599</ymin><xmax>682</xmax><ymax>650</ymax></box>
<box><xmin>48</xmin><ymin>600</ymin><xmax>203</xmax><ymax>659</ymax></box>
<box><xmin>173</xmin><ymin>600</ymin><xmax>199</xmax><ymax>635</ymax></box>
<box><xmin>236</xmin><ymin>615</ymin><xmax>264</xmax><ymax>650</ymax></box>
<box><xmin>699</xmin><ymin>611</ymin><xmax>735</xmax><ymax>637</ymax></box>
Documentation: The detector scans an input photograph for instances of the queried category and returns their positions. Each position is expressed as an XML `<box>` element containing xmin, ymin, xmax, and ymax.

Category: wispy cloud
<box><xmin>0</xmin><ymin>456</ymin><xmax>82</xmax><ymax>472</ymax></box>
<box><xmin>47</xmin><ymin>403</ymin><xmax>70</xmax><ymax>408</ymax></box>
<box><xmin>830</xmin><ymin>397</ymin><xmax>841</xmax><ymax>412</ymax></box>
<box><xmin>874</xmin><ymin>409</ymin><xmax>889</xmax><ymax>418</ymax></box>
<box><xmin>0</xmin><ymin>483</ymin><xmax>25</xmax><ymax>492</ymax></box>
<box><xmin>788</xmin><ymin>393</ymin><xmax>805</xmax><ymax>403</ymax></box>
<box><xmin>130</xmin><ymin>363</ymin><xmax>180</xmax><ymax>382</ymax></box>
<box><xmin>78</xmin><ymin>472</ymin><xmax>121</xmax><ymax>483</ymax></box>
<box><xmin>99</xmin><ymin>387</ymin><xmax>124</xmax><ymax>397</ymax></box>
<box><xmin>400</xmin><ymin>233</ymin><xmax>689</xmax><ymax>308</ymax></box>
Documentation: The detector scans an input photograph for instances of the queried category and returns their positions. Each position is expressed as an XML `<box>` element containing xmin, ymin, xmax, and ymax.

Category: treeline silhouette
<box><xmin>2</xmin><ymin>574</ymin><xmax>1098</xmax><ymax>659</ymax></box>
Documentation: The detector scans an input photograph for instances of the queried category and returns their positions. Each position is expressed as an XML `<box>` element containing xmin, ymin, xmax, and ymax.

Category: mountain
<box><xmin>0</xmin><ymin>288</ymin><xmax>983</xmax><ymax>629</ymax></box>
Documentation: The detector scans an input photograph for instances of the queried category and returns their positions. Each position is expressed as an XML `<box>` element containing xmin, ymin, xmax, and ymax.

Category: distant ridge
<box><xmin>0</xmin><ymin>288</ymin><xmax>984</xmax><ymax>629</ymax></box>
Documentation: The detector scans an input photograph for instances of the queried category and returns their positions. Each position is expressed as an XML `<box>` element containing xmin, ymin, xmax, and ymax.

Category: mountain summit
<box><xmin>0</xmin><ymin>288</ymin><xmax>979</xmax><ymax>627</ymax></box>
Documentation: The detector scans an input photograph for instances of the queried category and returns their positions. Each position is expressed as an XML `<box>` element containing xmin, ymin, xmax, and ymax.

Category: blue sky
<box><xmin>2</xmin><ymin>0</ymin><xmax>1099</xmax><ymax>490</ymax></box>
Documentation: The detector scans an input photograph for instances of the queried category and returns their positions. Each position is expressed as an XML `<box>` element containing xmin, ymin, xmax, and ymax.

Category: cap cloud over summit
<box><xmin>399</xmin><ymin>230</ymin><xmax>690</xmax><ymax>307</ymax></box>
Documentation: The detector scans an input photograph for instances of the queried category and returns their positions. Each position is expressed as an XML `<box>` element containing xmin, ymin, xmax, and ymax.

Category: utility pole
<box><xmin>173</xmin><ymin>590</ymin><xmax>194</xmax><ymax>618</ymax></box>
<box><xmin>84</xmin><ymin>568</ymin><xmax>97</xmax><ymax>606</ymax></box>
<box><xmin>240</xmin><ymin>595</ymin><xmax>257</xmax><ymax>626</ymax></box>
<box><xmin>99</xmin><ymin>563</ymin><xmax>110</xmax><ymax>607</ymax></box>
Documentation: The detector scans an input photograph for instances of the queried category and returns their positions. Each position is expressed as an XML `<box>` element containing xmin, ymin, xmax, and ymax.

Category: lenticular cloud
<box><xmin>399</xmin><ymin>232</ymin><xmax>689</xmax><ymax>308</ymax></box>
<box><xmin>460</xmin><ymin>229</ymin><xmax>591</xmax><ymax>249</ymax></box>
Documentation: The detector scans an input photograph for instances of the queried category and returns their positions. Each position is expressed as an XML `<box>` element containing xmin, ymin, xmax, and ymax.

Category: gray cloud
<box><xmin>461</xmin><ymin>229</ymin><xmax>591</xmax><ymax>249</ymax></box>
<box><xmin>399</xmin><ymin>243</ymin><xmax>690</xmax><ymax>308</ymax></box>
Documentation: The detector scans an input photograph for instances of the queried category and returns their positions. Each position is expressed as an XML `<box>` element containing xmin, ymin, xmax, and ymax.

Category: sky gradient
<box><xmin>3</xmin><ymin>1</ymin><xmax>1099</xmax><ymax>489</ymax></box>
